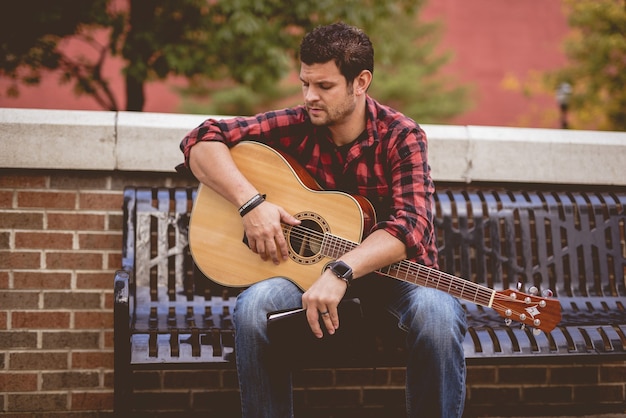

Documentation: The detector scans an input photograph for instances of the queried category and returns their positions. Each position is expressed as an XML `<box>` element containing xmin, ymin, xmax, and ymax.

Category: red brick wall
<box><xmin>1</xmin><ymin>169</ymin><xmax>625</xmax><ymax>416</ymax></box>
<box><xmin>126</xmin><ymin>363</ymin><xmax>626</xmax><ymax>416</ymax></box>
<box><xmin>0</xmin><ymin>169</ymin><xmax>192</xmax><ymax>414</ymax></box>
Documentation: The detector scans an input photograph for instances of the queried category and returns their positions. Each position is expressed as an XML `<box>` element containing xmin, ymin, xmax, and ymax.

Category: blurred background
<box><xmin>0</xmin><ymin>0</ymin><xmax>624</xmax><ymax>131</ymax></box>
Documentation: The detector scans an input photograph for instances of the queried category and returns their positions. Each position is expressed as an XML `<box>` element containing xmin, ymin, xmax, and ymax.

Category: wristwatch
<box><xmin>326</xmin><ymin>260</ymin><xmax>353</xmax><ymax>287</ymax></box>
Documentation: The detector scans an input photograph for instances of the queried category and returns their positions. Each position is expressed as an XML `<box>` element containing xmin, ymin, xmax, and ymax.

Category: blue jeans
<box><xmin>233</xmin><ymin>275</ymin><xmax>467</xmax><ymax>418</ymax></box>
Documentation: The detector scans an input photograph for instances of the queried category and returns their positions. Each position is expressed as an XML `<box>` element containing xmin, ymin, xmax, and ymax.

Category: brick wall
<box><xmin>120</xmin><ymin>364</ymin><xmax>626</xmax><ymax>416</ymax></box>
<box><xmin>0</xmin><ymin>169</ymin><xmax>193</xmax><ymax>415</ymax></box>
<box><xmin>2</xmin><ymin>168</ymin><xmax>625</xmax><ymax>417</ymax></box>
<box><xmin>127</xmin><ymin>362</ymin><xmax>626</xmax><ymax>417</ymax></box>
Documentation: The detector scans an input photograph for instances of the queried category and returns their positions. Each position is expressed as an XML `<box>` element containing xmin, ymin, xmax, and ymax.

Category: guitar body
<box><xmin>189</xmin><ymin>141</ymin><xmax>376</xmax><ymax>290</ymax></box>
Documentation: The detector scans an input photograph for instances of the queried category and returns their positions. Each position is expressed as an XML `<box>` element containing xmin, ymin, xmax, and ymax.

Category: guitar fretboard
<box><xmin>320</xmin><ymin>231</ymin><xmax>496</xmax><ymax>308</ymax></box>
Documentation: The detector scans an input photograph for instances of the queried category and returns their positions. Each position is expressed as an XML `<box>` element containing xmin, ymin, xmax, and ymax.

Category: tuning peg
<box><xmin>517</xmin><ymin>281</ymin><xmax>523</xmax><ymax>291</ymax></box>
<box><xmin>542</xmin><ymin>289</ymin><xmax>554</xmax><ymax>298</ymax></box>
<box><xmin>533</xmin><ymin>328</ymin><xmax>542</xmax><ymax>336</ymax></box>
<box><xmin>528</xmin><ymin>286</ymin><xmax>538</xmax><ymax>295</ymax></box>
<box><xmin>504</xmin><ymin>318</ymin><xmax>512</xmax><ymax>327</ymax></box>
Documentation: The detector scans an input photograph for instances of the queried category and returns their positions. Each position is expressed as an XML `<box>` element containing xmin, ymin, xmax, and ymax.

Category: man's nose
<box><xmin>304</xmin><ymin>86</ymin><xmax>319</xmax><ymax>103</ymax></box>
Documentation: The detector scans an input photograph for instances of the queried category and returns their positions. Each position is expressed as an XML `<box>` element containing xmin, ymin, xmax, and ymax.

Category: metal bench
<box><xmin>113</xmin><ymin>186</ymin><xmax>626</xmax><ymax>414</ymax></box>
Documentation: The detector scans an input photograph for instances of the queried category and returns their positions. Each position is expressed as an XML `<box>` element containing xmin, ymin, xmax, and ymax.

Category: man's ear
<box><xmin>354</xmin><ymin>70</ymin><xmax>373</xmax><ymax>95</ymax></box>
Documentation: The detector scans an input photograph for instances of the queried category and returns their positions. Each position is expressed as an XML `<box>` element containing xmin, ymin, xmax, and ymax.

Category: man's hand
<box><xmin>242</xmin><ymin>200</ymin><xmax>300</xmax><ymax>264</ymax></box>
<box><xmin>301</xmin><ymin>270</ymin><xmax>349</xmax><ymax>338</ymax></box>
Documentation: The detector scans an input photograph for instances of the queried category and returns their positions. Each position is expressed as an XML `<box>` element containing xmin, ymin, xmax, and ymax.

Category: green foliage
<box><xmin>179</xmin><ymin>80</ymin><xmax>301</xmax><ymax>116</ymax></box>
<box><xmin>0</xmin><ymin>0</ymin><xmax>471</xmax><ymax>122</ymax></box>
<box><xmin>184</xmin><ymin>0</ymin><xmax>471</xmax><ymax>123</ymax></box>
<box><xmin>0</xmin><ymin>0</ymin><xmax>112</xmax><ymax>101</ymax></box>
<box><xmin>547</xmin><ymin>0</ymin><xmax>626</xmax><ymax>130</ymax></box>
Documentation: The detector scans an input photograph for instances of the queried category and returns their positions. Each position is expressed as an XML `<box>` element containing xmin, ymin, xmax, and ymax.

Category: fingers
<box><xmin>250</xmin><ymin>233</ymin><xmax>285</xmax><ymax>264</ymax></box>
<box><xmin>320</xmin><ymin>308</ymin><xmax>339</xmax><ymax>335</ymax></box>
<box><xmin>243</xmin><ymin>203</ymin><xmax>299</xmax><ymax>264</ymax></box>
<box><xmin>274</xmin><ymin>208</ymin><xmax>300</xmax><ymax>262</ymax></box>
<box><xmin>302</xmin><ymin>271</ymin><xmax>347</xmax><ymax>338</ymax></box>
<box><xmin>279</xmin><ymin>207</ymin><xmax>301</xmax><ymax>227</ymax></box>
<box><xmin>305</xmin><ymin>306</ymin><xmax>339</xmax><ymax>338</ymax></box>
<box><xmin>243</xmin><ymin>222</ymin><xmax>283</xmax><ymax>265</ymax></box>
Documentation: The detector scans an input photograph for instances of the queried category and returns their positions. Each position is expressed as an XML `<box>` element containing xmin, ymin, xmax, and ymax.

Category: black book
<box><xmin>266</xmin><ymin>298</ymin><xmax>372</xmax><ymax>366</ymax></box>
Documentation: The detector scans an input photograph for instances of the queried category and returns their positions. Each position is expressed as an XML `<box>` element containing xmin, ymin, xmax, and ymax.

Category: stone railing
<box><xmin>2</xmin><ymin>107</ymin><xmax>625</xmax><ymax>185</ymax></box>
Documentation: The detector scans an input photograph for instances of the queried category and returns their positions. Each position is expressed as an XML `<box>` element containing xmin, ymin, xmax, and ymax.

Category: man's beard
<box><xmin>306</xmin><ymin>96</ymin><xmax>356</xmax><ymax>127</ymax></box>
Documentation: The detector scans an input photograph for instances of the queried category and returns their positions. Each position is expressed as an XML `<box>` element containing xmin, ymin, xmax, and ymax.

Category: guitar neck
<box><xmin>321</xmin><ymin>232</ymin><xmax>496</xmax><ymax>308</ymax></box>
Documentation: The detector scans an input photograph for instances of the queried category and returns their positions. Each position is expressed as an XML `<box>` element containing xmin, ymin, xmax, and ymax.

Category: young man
<box><xmin>179</xmin><ymin>22</ymin><xmax>467</xmax><ymax>418</ymax></box>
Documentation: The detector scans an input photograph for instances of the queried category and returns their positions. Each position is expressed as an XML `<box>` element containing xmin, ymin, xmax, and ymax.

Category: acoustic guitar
<box><xmin>189</xmin><ymin>141</ymin><xmax>562</xmax><ymax>332</ymax></box>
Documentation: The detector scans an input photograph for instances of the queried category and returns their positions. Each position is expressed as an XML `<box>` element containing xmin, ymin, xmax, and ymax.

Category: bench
<box><xmin>113</xmin><ymin>185</ymin><xmax>626</xmax><ymax>416</ymax></box>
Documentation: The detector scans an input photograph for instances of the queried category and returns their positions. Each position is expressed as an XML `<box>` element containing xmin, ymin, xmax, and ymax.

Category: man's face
<box><xmin>299</xmin><ymin>61</ymin><xmax>357</xmax><ymax>127</ymax></box>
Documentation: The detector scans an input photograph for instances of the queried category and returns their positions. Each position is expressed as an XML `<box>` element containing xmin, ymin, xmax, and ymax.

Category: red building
<box><xmin>0</xmin><ymin>0</ymin><xmax>569</xmax><ymax>128</ymax></box>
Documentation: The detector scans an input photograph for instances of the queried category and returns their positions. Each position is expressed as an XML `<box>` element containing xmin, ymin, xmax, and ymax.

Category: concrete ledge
<box><xmin>427</xmin><ymin>124</ymin><xmax>626</xmax><ymax>184</ymax></box>
<box><xmin>0</xmin><ymin>108</ymin><xmax>209</xmax><ymax>172</ymax></box>
<box><xmin>1</xmin><ymin>108</ymin><xmax>117</xmax><ymax>171</ymax></box>
<box><xmin>1</xmin><ymin>108</ymin><xmax>625</xmax><ymax>185</ymax></box>
<box><xmin>115</xmin><ymin>111</ymin><xmax>209</xmax><ymax>171</ymax></box>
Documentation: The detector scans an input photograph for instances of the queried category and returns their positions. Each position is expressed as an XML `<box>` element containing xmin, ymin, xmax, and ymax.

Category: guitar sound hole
<box><xmin>290</xmin><ymin>220</ymin><xmax>323</xmax><ymax>257</ymax></box>
<box><xmin>287</xmin><ymin>212</ymin><xmax>330</xmax><ymax>265</ymax></box>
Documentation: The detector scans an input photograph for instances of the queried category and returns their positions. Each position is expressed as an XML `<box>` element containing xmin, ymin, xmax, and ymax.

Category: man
<box><xmin>179</xmin><ymin>22</ymin><xmax>466</xmax><ymax>418</ymax></box>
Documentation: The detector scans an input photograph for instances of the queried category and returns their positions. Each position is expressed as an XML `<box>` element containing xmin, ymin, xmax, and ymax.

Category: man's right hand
<box><xmin>241</xmin><ymin>200</ymin><xmax>300</xmax><ymax>264</ymax></box>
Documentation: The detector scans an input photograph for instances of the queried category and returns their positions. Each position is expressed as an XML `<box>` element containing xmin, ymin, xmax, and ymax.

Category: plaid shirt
<box><xmin>180</xmin><ymin>96</ymin><xmax>437</xmax><ymax>267</ymax></box>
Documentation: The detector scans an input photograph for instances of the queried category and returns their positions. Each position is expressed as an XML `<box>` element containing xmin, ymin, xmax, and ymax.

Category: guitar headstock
<box><xmin>492</xmin><ymin>288</ymin><xmax>562</xmax><ymax>333</ymax></box>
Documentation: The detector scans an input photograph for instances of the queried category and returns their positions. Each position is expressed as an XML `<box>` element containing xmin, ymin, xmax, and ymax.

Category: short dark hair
<box><xmin>299</xmin><ymin>22</ymin><xmax>374</xmax><ymax>84</ymax></box>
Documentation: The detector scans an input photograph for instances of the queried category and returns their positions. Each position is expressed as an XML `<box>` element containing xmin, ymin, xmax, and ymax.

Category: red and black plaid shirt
<box><xmin>180</xmin><ymin>96</ymin><xmax>438</xmax><ymax>267</ymax></box>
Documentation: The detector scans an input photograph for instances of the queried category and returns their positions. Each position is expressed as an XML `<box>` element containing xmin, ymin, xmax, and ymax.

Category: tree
<box><xmin>0</xmin><ymin>0</ymin><xmax>117</xmax><ymax>109</ymax></box>
<box><xmin>178</xmin><ymin>1</ymin><xmax>472</xmax><ymax>122</ymax></box>
<box><xmin>1</xmin><ymin>0</ymin><xmax>470</xmax><ymax>120</ymax></box>
<box><xmin>547</xmin><ymin>0</ymin><xmax>626</xmax><ymax>130</ymax></box>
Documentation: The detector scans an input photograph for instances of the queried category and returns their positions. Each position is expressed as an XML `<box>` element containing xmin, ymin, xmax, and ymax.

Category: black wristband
<box><xmin>239</xmin><ymin>193</ymin><xmax>266</xmax><ymax>217</ymax></box>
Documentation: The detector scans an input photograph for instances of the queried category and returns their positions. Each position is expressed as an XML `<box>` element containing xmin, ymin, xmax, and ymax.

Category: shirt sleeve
<box><xmin>179</xmin><ymin>116</ymin><xmax>258</xmax><ymax>168</ymax></box>
<box><xmin>370</xmin><ymin>126</ymin><xmax>437</xmax><ymax>264</ymax></box>
<box><xmin>179</xmin><ymin>108</ymin><xmax>308</xmax><ymax>168</ymax></box>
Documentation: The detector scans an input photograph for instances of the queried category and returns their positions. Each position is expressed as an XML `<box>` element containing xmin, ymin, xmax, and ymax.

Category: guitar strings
<box><xmin>385</xmin><ymin>262</ymin><xmax>543</xmax><ymax>326</ymax></box>
<box><xmin>284</xmin><ymin>224</ymin><xmax>518</xmax><ymax>306</ymax></box>
<box><xmin>281</xmin><ymin>224</ymin><xmax>547</xmax><ymax>328</ymax></box>
<box><xmin>283</xmin><ymin>224</ymin><xmax>495</xmax><ymax>301</ymax></box>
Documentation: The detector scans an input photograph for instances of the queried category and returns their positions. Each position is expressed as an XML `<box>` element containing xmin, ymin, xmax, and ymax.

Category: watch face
<box><xmin>331</xmin><ymin>261</ymin><xmax>351</xmax><ymax>277</ymax></box>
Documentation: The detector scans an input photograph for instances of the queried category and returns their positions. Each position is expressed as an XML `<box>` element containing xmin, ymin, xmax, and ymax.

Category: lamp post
<box><xmin>556</xmin><ymin>82</ymin><xmax>572</xmax><ymax>129</ymax></box>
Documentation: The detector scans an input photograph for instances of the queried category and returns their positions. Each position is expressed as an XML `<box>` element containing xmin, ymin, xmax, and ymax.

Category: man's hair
<box><xmin>299</xmin><ymin>22</ymin><xmax>374</xmax><ymax>84</ymax></box>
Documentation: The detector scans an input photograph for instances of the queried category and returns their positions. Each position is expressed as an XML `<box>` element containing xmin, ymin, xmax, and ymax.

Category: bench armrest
<box><xmin>114</xmin><ymin>269</ymin><xmax>132</xmax><ymax>413</ymax></box>
<box><xmin>114</xmin><ymin>270</ymin><xmax>130</xmax><ymax>305</ymax></box>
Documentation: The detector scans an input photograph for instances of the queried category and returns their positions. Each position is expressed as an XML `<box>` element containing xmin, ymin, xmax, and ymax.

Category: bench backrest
<box><xmin>122</xmin><ymin>187</ymin><xmax>626</xmax><ymax>306</ymax></box>
<box><xmin>435</xmin><ymin>189</ymin><xmax>626</xmax><ymax>298</ymax></box>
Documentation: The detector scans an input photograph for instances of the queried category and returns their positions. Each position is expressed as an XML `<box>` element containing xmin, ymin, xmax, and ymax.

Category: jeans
<box><xmin>233</xmin><ymin>275</ymin><xmax>467</xmax><ymax>418</ymax></box>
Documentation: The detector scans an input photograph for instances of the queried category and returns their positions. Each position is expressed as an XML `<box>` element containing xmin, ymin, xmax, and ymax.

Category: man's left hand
<box><xmin>301</xmin><ymin>270</ymin><xmax>348</xmax><ymax>338</ymax></box>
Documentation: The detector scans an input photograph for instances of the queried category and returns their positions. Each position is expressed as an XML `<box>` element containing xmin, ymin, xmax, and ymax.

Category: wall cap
<box><xmin>1</xmin><ymin>108</ymin><xmax>624</xmax><ymax>185</ymax></box>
